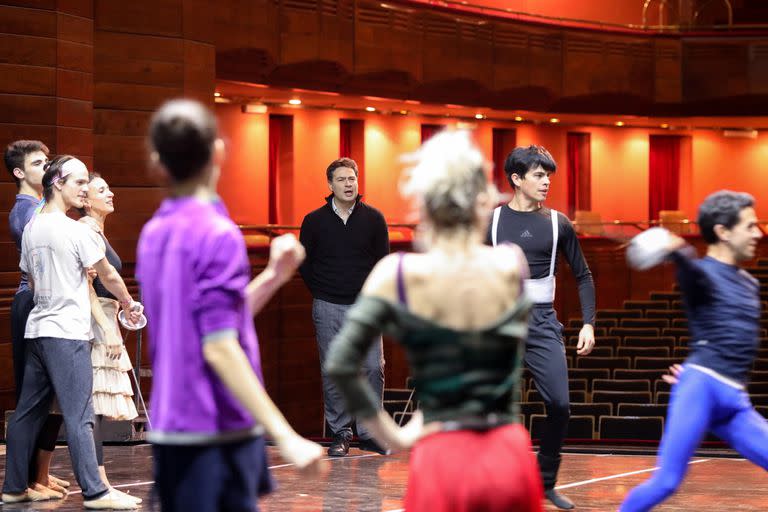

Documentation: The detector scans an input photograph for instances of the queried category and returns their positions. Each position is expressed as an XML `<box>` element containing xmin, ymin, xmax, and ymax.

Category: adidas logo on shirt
<box><xmin>520</xmin><ymin>230</ymin><xmax>533</xmax><ymax>238</ymax></box>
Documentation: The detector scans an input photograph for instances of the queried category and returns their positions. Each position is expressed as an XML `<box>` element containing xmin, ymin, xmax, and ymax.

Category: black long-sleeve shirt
<box><xmin>486</xmin><ymin>205</ymin><xmax>596</xmax><ymax>325</ymax></box>
<box><xmin>299</xmin><ymin>195</ymin><xmax>390</xmax><ymax>305</ymax></box>
<box><xmin>672</xmin><ymin>249</ymin><xmax>760</xmax><ymax>383</ymax></box>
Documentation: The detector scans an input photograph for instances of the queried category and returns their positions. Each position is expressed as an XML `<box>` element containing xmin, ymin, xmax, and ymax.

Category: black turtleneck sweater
<box><xmin>299</xmin><ymin>195</ymin><xmax>389</xmax><ymax>305</ymax></box>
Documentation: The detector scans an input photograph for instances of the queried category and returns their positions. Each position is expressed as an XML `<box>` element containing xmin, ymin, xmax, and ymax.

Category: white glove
<box><xmin>626</xmin><ymin>227</ymin><xmax>673</xmax><ymax>271</ymax></box>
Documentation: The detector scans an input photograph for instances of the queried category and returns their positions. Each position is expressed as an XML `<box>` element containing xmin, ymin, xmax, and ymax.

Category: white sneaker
<box><xmin>112</xmin><ymin>487</ymin><xmax>142</xmax><ymax>504</ymax></box>
<box><xmin>83</xmin><ymin>489</ymin><xmax>139</xmax><ymax>509</ymax></box>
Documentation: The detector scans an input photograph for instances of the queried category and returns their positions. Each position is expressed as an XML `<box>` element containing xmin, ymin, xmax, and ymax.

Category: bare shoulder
<box><xmin>361</xmin><ymin>252</ymin><xmax>401</xmax><ymax>301</ymax></box>
<box><xmin>485</xmin><ymin>243</ymin><xmax>526</xmax><ymax>277</ymax></box>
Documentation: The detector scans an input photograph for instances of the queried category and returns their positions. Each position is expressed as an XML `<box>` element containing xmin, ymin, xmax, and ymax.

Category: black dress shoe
<box><xmin>327</xmin><ymin>435</ymin><xmax>350</xmax><ymax>457</ymax></box>
<box><xmin>358</xmin><ymin>437</ymin><xmax>389</xmax><ymax>455</ymax></box>
<box><xmin>544</xmin><ymin>489</ymin><xmax>575</xmax><ymax>510</ymax></box>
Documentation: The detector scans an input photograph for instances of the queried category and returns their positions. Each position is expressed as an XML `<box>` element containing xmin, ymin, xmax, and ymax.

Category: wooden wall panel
<box><xmin>0</xmin><ymin>63</ymin><xmax>56</xmax><ymax>95</ymax></box>
<box><xmin>683</xmin><ymin>42</ymin><xmax>749</xmax><ymax>101</ymax></box>
<box><xmin>749</xmin><ymin>43</ymin><xmax>768</xmax><ymax>95</ymax></box>
<box><xmin>654</xmin><ymin>39</ymin><xmax>682</xmax><ymax>104</ymax></box>
<box><xmin>0</xmin><ymin>1</ymin><xmax>94</xmax><ymax>162</ymax></box>
<box><xmin>209</xmin><ymin>0</ymin><xmax>768</xmax><ymax>115</ymax></box>
<box><xmin>605</xmin><ymin>39</ymin><xmax>653</xmax><ymax>97</ymax></box>
<box><xmin>0</xmin><ymin>124</ymin><xmax>56</xmax><ymax>151</ymax></box>
<box><xmin>318</xmin><ymin>0</ymin><xmax>354</xmax><ymax>68</ymax></box>
<box><xmin>57</xmin><ymin>0</ymin><xmax>93</xmax><ymax>18</ymax></box>
<box><xmin>0</xmin><ymin>32</ymin><xmax>57</xmax><ymax>66</ymax></box>
<box><xmin>212</xmin><ymin>0</ymin><xmax>279</xmax><ymax>57</ymax></box>
<box><xmin>526</xmin><ymin>28</ymin><xmax>563</xmax><ymax>97</ymax></box>
<box><xmin>492</xmin><ymin>23</ymin><xmax>531</xmax><ymax>90</ymax></box>
<box><xmin>94</xmin><ymin>0</ymin><xmax>183</xmax><ymax>37</ymax></box>
<box><xmin>0</xmin><ymin>5</ymin><xmax>56</xmax><ymax>37</ymax></box>
<box><xmin>564</xmin><ymin>35</ymin><xmax>605</xmax><ymax>98</ymax></box>
<box><xmin>352</xmin><ymin>0</ymin><xmax>421</xmax><ymax>92</ymax></box>
<box><xmin>273</xmin><ymin>0</ymin><xmax>355</xmax><ymax>85</ymax></box>
<box><xmin>420</xmin><ymin>13</ymin><xmax>495</xmax><ymax>85</ymax></box>
<box><xmin>56</xmin><ymin>98</ymin><xmax>93</xmax><ymax>128</ymax></box>
<box><xmin>183</xmin><ymin>41</ymin><xmax>216</xmax><ymax>102</ymax></box>
<box><xmin>91</xmin><ymin>0</ymin><xmax>216</xmax><ymax>281</ymax></box>
<box><xmin>95</xmin><ymin>31</ymin><xmax>184</xmax><ymax>62</ymax></box>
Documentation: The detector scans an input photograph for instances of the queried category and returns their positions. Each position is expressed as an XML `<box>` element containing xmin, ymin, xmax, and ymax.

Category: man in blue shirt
<box><xmin>621</xmin><ymin>190</ymin><xmax>768</xmax><ymax>511</ymax></box>
<box><xmin>4</xmin><ymin>140</ymin><xmax>68</xmax><ymax>497</ymax></box>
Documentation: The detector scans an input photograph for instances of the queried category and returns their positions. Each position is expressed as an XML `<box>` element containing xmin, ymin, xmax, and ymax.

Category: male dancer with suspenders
<box><xmin>488</xmin><ymin>145</ymin><xmax>595</xmax><ymax>510</ymax></box>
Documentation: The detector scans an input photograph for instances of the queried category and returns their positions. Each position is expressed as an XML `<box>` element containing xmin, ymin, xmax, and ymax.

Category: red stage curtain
<box><xmin>268</xmin><ymin>115</ymin><xmax>282</xmax><ymax>224</ymax></box>
<box><xmin>421</xmin><ymin>124</ymin><xmax>442</xmax><ymax>143</ymax></box>
<box><xmin>567</xmin><ymin>132</ymin><xmax>591</xmax><ymax>217</ymax></box>
<box><xmin>339</xmin><ymin>119</ymin><xmax>364</xmax><ymax>194</ymax></box>
<box><xmin>339</xmin><ymin>119</ymin><xmax>352</xmax><ymax>157</ymax></box>
<box><xmin>649</xmin><ymin>135</ymin><xmax>681</xmax><ymax>220</ymax></box>
<box><xmin>492</xmin><ymin>128</ymin><xmax>517</xmax><ymax>195</ymax></box>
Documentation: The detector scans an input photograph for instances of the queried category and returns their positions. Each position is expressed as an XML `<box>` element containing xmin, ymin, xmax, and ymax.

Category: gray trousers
<box><xmin>313</xmin><ymin>299</ymin><xmax>384</xmax><ymax>440</ymax></box>
<box><xmin>2</xmin><ymin>337</ymin><xmax>108</xmax><ymax>500</ymax></box>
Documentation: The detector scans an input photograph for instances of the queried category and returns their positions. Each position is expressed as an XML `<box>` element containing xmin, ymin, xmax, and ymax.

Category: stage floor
<box><xmin>0</xmin><ymin>444</ymin><xmax>765</xmax><ymax>510</ymax></box>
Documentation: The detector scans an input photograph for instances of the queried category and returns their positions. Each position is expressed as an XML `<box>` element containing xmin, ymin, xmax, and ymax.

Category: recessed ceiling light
<box><xmin>475</xmin><ymin>113</ymin><xmax>485</xmax><ymax>120</ymax></box>
<box><xmin>366</xmin><ymin>106</ymin><xmax>376</xmax><ymax>112</ymax></box>
<box><xmin>288</xmin><ymin>99</ymin><xmax>302</xmax><ymax>105</ymax></box>
<box><xmin>514</xmin><ymin>116</ymin><xmax>523</xmax><ymax>122</ymax></box>
<box><xmin>213</xmin><ymin>92</ymin><xmax>221</xmax><ymax>97</ymax></box>
<box><xmin>549</xmin><ymin>118</ymin><xmax>560</xmax><ymax>124</ymax></box>
<box><xmin>661</xmin><ymin>123</ymin><xmax>669</xmax><ymax>129</ymax></box>
<box><xmin>615</xmin><ymin>121</ymin><xmax>625</xmax><ymax>127</ymax></box>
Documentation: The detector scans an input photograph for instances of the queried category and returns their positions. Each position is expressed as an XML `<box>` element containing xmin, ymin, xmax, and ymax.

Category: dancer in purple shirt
<box><xmin>137</xmin><ymin>99</ymin><xmax>324</xmax><ymax>512</ymax></box>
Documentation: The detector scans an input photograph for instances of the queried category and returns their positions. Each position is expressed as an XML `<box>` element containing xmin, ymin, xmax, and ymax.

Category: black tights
<box><xmin>93</xmin><ymin>414</ymin><xmax>104</xmax><ymax>466</ymax></box>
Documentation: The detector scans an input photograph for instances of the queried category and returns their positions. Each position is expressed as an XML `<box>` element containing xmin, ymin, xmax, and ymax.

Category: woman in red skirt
<box><xmin>325</xmin><ymin>129</ymin><xmax>543</xmax><ymax>512</ymax></box>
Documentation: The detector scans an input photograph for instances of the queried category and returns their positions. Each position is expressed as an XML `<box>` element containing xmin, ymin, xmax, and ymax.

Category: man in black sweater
<box><xmin>299</xmin><ymin>157</ymin><xmax>389</xmax><ymax>457</ymax></box>
<box><xmin>488</xmin><ymin>145</ymin><xmax>595</xmax><ymax>510</ymax></box>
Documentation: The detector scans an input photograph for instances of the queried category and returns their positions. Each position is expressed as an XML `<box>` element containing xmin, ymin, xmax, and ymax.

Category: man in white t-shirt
<box><xmin>2</xmin><ymin>156</ymin><xmax>141</xmax><ymax>509</ymax></box>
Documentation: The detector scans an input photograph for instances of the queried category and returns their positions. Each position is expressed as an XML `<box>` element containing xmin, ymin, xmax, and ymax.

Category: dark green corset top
<box><xmin>325</xmin><ymin>295</ymin><xmax>531</xmax><ymax>425</ymax></box>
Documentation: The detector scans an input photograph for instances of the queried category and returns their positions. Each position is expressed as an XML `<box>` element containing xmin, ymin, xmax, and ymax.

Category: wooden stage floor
<box><xmin>0</xmin><ymin>444</ymin><xmax>765</xmax><ymax>510</ymax></box>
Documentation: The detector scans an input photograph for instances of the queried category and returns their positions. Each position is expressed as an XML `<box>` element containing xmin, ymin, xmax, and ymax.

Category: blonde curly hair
<box><xmin>400</xmin><ymin>129</ymin><xmax>496</xmax><ymax>229</ymax></box>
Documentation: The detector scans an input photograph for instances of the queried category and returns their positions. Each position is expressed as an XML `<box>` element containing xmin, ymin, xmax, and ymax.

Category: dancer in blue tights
<box><xmin>621</xmin><ymin>190</ymin><xmax>768</xmax><ymax>511</ymax></box>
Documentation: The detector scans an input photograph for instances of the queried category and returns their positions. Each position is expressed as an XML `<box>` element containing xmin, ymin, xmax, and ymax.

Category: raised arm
<box><xmin>245</xmin><ymin>234</ymin><xmax>305</xmax><ymax>315</ymax></box>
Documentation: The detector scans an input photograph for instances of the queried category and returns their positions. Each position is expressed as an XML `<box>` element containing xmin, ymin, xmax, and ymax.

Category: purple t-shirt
<box><xmin>136</xmin><ymin>196</ymin><xmax>264</xmax><ymax>443</ymax></box>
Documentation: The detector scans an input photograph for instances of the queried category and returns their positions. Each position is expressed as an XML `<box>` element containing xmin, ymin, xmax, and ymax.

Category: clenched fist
<box><xmin>267</xmin><ymin>234</ymin><xmax>306</xmax><ymax>285</ymax></box>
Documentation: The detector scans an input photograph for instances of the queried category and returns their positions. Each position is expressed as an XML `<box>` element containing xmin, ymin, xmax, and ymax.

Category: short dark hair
<box><xmin>4</xmin><ymin>140</ymin><xmax>49</xmax><ymax>188</ymax></box>
<box><xmin>504</xmin><ymin>145</ymin><xmax>556</xmax><ymax>189</ymax></box>
<box><xmin>698</xmin><ymin>190</ymin><xmax>755</xmax><ymax>244</ymax></box>
<box><xmin>42</xmin><ymin>155</ymin><xmax>75</xmax><ymax>202</ymax></box>
<box><xmin>326</xmin><ymin>157</ymin><xmax>358</xmax><ymax>182</ymax></box>
<box><xmin>149</xmin><ymin>99</ymin><xmax>218</xmax><ymax>183</ymax></box>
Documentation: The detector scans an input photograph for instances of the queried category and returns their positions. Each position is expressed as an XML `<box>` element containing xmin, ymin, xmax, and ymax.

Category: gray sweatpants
<box><xmin>313</xmin><ymin>298</ymin><xmax>384</xmax><ymax>440</ymax></box>
<box><xmin>2</xmin><ymin>337</ymin><xmax>108</xmax><ymax>499</ymax></box>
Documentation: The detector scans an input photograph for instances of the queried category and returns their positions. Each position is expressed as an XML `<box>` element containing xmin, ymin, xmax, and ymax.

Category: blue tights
<box><xmin>620</xmin><ymin>366</ymin><xmax>768</xmax><ymax>511</ymax></box>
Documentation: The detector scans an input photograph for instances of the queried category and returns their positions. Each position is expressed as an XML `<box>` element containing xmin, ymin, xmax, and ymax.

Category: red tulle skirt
<box><xmin>404</xmin><ymin>423</ymin><xmax>543</xmax><ymax>512</ymax></box>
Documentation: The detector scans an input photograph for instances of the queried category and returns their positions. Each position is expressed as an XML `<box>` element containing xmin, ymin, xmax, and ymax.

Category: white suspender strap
<box><xmin>491</xmin><ymin>206</ymin><xmax>501</xmax><ymax>247</ymax></box>
<box><xmin>548</xmin><ymin>209</ymin><xmax>559</xmax><ymax>277</ymax></box>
